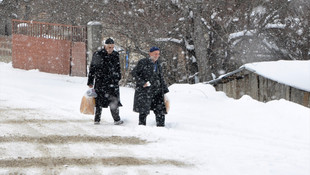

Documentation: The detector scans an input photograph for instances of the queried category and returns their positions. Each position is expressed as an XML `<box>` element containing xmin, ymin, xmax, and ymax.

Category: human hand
<box><xmin>143</xmin><ymin>81</ymin><xmax>151</xmax><ymax>88</ymax></box>
<box><xmin>88</xmin><ymin>85</ymin><xmax>93</xmax><ymax>88</ymax></box>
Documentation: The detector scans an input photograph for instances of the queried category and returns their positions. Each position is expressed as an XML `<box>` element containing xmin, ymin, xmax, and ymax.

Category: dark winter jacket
<box><xmin>87</xmin><ymin>48</ymin><xmax>122</xmax><ymax>108</ymax></box>
<box><xmin>132</xmin><ymin>58</ymin><xmax>169</xmax><ymax>114</ymax></box>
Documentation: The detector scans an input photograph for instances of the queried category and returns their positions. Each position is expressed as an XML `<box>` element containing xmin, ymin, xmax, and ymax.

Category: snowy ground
<box><xmin>0</xmin><ymin>62</ymin><xmax>309</xmax><ymax>175</ymax></box>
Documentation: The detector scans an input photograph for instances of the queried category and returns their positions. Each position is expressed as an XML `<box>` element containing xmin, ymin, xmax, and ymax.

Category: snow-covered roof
<box><xmin>209</xmin><ymin>60</ymin><xmax>310</xmax><ymax>92</ymax></box>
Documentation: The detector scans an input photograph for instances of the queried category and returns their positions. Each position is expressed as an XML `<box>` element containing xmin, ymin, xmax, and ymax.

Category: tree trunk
<box><xmin>192</xmin><ymin>4</ymin><xmax>211</xmax><ymax>82</ymax></box>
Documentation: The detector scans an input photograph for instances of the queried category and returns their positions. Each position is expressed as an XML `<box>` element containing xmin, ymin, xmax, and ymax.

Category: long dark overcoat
<box><xmin>132</xmin><ymin>58</ymin><xmax>169</xmax><ymax>114</ymax></box>
<box><xmin>87</xmin><ymin>48</ymin><xmax>122</xmax><ymax>108</ymax></box>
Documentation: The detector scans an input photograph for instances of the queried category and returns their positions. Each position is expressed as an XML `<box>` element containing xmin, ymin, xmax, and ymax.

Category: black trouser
<box><xmin>95</xmin><ymin>106</ymin><xmax>120</xmax><ymax>122</ymax></box>
<box><xmin>95</xmin><ymin>97</ymin><xmax>120</xmax><ymax>122</ymax></box>
<box><xmin>139</xmin><ymin>112</ymin><xmax>165</xmax><ymax>127</ymax></box>
<box><xmin>138</xmin><ymin>88</ymin><xmax>166</xmax><ymax>127</ymax></box>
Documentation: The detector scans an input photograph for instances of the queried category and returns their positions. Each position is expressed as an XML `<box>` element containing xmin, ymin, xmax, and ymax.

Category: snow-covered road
<box><xmin>0</xmin><ymin>62</ymin><xmax>309</xmax><ymax>175</ymax></box>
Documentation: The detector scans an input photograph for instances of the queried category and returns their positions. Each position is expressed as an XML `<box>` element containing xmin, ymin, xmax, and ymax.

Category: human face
<box><xmin>104</xmin><ymin>44</ymin><xmax>114</xmax><ymax>54</ymax></box>
<box><xmin>149</xmin><ymin>50</ymin><xmax>160</xmax><ymax>62</ymax></box>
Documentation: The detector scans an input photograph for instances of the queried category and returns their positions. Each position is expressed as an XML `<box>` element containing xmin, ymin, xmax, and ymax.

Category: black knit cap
<box><xmin>105</xmin><ymin>38</ymin><xmax>114</xmax><ymax>44</ymax></box>
<box><xmin>150</xmin><ymin>46</ymin><xmax>160</xmax><ymax>52</ymax></box>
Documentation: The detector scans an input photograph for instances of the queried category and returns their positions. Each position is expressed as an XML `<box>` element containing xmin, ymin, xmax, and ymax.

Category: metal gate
<box><xmin>12</xmin><ymin>19</ymin><xmax>87</xmax><ymax>76</ymax></box>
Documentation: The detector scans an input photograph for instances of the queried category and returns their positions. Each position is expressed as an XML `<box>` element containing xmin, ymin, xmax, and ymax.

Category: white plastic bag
<box><xmin>86</xmin><ymin>88</ymin><xmax>97</xmax><ymax>97</ymax></box>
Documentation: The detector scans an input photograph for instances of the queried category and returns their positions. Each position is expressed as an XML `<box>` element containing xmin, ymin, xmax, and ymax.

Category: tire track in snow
<box><xmin>0</xmin><ymin>105</ymin><xmax>190</xmax><ymax>173</ymax></box>
<box><xmin>0</xmin><ymin>157</ymin><xmax>189</xmax><ymax>168</ymax></box>
<box><xmin>0</xmin><ymin>135</ymin><xmax>147</xmax><ymax>145</ymax></box>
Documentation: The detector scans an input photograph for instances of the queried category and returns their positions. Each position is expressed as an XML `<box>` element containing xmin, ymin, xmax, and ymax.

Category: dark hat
<box><xmin>150</xmin><ymin>46</ymin><xmax>160</xmax><ymax>52</ymax></box>
<box><xmin>105</xmin><ymin>38</ymin><xmax>114</xmax><ymax>44</ymax></box>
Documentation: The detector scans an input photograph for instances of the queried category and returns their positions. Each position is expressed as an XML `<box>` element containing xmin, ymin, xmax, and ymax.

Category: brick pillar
<box><xmin>87</xmin><ymin>21</ymin><xmax>103</xmax><ymax>66</ymax></box>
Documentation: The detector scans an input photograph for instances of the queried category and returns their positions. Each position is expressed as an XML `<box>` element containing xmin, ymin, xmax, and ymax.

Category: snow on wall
<box><xmin>243</xmin><ymin>60</ymin><xmax>310</xmax><ymax>92</ymax></box>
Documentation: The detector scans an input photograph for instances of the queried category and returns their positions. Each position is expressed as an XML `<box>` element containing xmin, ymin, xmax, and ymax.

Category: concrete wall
<box><xmin>0</xmin><ymin>35</ymin><xmax>12</xmax><ymax>63</ymax></box>
<box><xmin>213</xmin><ymin>70</ymin><xmax>310</xmax><ymax>108</ymax></box>
<box><xmin>87</xmin><ymin>22</ymin><xmax>102</xmax><ymax>65</ymax></box>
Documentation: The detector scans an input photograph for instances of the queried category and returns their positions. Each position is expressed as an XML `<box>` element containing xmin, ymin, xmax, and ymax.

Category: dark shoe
<box><xmin>138</xmin><ymin>122</ymin><xmax>146</xmax><ymax>126</ymax></box>
<box><xmin>139</xmin><ymin>113</ymin><xmax>147</xmax><ymax>126</ymax></box>
<box><xmin>94</xmin><ymin>116</ymin><xmax>100</xmax><ymax>125</ymax></box>
<box><xmin>156</xmin><ymin>114</ymin><xmax>165</xmax><ymax>127</ymax></box>
<box><xmin>114</xmin><ymin>120</ymin><xmax>124</xmax><ymax>125</ymax></box>
<box><xmin>94</xmin><ymin>107</ymin><xmax>102</xmax><ymax>124</ymax></box>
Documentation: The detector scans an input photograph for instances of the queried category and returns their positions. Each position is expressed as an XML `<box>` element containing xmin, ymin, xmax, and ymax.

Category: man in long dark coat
<box><xmin>87</xmin><ymin>38</ymin><xmax>123</xmax><ymax>125</ymax></box>
<box><xmin>132</xmin><ymin>47</ymin><xmax>169</xmax><ymax>127</ymax></box>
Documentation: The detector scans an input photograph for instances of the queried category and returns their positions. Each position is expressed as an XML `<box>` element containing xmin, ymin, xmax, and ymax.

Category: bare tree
<box><xmin>1</xmin><ymin>0</ymin><xmax>309</xmax><ymax>84</ymax></box>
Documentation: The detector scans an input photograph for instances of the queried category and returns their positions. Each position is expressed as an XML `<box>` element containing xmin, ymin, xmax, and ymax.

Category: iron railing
<box><xmin>12</xmin><ymin>19</ymin><xmax>87</xmax><ymax>42</ymax></box>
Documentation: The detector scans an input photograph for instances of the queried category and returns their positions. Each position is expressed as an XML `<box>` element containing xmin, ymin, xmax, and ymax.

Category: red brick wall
<box><xmin>10</xmin><ymin>20</ymin><xmax>87</xmax><ymax>76</ymax></box>
<box><xmin>71</xmin><ymin>42</ymin><xmax>87</xmax><ymax>77</ymax></box>
<box><xmin>12</xmin><ymin>34</ymin><xmax>71</xmax><ymax>75</ymax></box>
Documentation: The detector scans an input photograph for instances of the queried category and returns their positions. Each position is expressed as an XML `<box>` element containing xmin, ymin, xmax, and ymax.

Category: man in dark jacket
<box><xmin>132</xmin><ymin>47</ymin><xmax>169</xmax><ymax>127</ymax></box>
<box><xmin>87</xmin><ymin>38</ymin><xmax>123</xmax><ymax>125</ymax></box>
